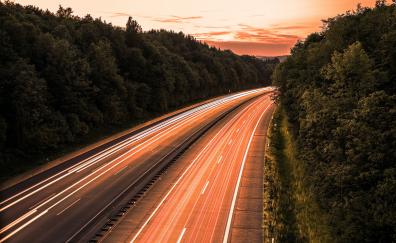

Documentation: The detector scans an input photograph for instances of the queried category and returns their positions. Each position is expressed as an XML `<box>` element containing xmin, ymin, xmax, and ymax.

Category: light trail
<box><xmin>0</xmin><ymin>88</ymin><xmax>274</xmax><ymax>242</ymax></box>
<box><xmin>128</xmin><ymin>94</ymin><xmax>273</xmax><ymax>243</ymax></box>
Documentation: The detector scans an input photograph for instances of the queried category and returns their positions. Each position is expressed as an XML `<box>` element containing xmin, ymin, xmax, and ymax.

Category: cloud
<box><xmin>193</xmin><ymin>23</ymin><xmax>302</xmax><ymax>56</ymax></box>
<box><xmin>271</xmin><ymin>25</ymin><xmax>309</xmax><ymax>30</ymax></box>
<box><xmin>153</xmin><ymin>15</ymin><xmax>203</xmax><ymax>23</ymax></box>
<box><xmin>235</xmin><ymin>31</ymin><xmax>299</xmax><ymax>44</ymax></box>
<box><xmin>232</xmin><ymin>24</ymin><xmax>301</xmax><ymax>44</ymax></box>
<box><xmin>193</xmin><ymin>31</ymin><xmax>231</xmax><ymax>39</ymax></box>
<box><xmin>193</xmin><ymin>24</ymin><xmax>300</xmax><ymax>46</ymax></box>
<box><xmin>107</xmin><ymin>13</ymin><xmax>203</xmax><ymax>25</ymax></box>
<box><xmin>107</xmin><ymin>12</ymin><xmax>153</xmax><ymax>19</ymax></box>
<box><xmin>109</xmin><ymin>12</ymin><xmax>130</xmax><ymax>18</ymax></box>
<box><xmin>193</xmin><ymin>25</ymin><xmax>231</xmax><ymax>29</ymax></box>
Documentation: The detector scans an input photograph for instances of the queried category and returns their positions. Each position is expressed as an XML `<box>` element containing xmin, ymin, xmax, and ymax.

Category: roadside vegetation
<box><xmin>264</xmin><ymin>107</ymin><xmax>332</xmax><ymax>242</ymax></box>
<box><xmin>271</xmin><ymin>1</ymin><xmax>396</xmax><ymax>242</ymax></box>
<box><xmin>0</xmin><ymin>2</ymin><xmax>277</xmax><ymax>180</ymax></box>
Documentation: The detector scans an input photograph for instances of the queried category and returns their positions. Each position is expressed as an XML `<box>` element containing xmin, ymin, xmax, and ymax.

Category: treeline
<box><xmin>0</xmin><ymin>2</ymin><xmax>277</xmax><ymax>177</ymax></box>
<box><xmin>273</xmin><ymin>1</ymin><xmax>396</xmax><ymax>242</ymax></box>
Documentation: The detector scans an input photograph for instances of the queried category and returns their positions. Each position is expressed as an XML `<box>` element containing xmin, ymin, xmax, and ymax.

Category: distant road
<box><xmin>0</xmin><ymin>88</ymin><xmax>273</xmax><ymax>242</ymax></box>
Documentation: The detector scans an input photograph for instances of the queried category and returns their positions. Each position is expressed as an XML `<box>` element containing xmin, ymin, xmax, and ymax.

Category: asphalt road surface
<box><xmin>0</xmin><ymin>88</ymin><xmax>273</xmax><ymax>242</ymax></box>
<box><xmin>126</xmin><ymin>92</ymin><xmax>274</xmax><ymax>243</ymax></box>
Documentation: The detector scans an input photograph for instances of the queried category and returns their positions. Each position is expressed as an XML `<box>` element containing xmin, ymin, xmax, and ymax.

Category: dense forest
<box><xmin>273</xmin><ymin>1</ymin><xmax>396</xmax><ymax>242</ymax></box>
<box><xmin>0</xmin><ymin>2</ymin><xmax>277</xmax><ymax>178</ymax></box>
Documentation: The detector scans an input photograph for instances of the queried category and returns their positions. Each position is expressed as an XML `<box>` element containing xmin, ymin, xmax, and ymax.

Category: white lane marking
<box><xmin>66</xmin><ymin>105</ymin><xmax>244</xmax><ymax>243</ymax></box>
<box><xmin>46</xmin><ymin>119</ymin><xmax>189</xmax><ymax>212</ymax></box>
<box><xmin>1</xmin><ymin>108</ymin><xmax>204</xmax><ymax>237</ymax></box>
<box><xmin>71</xmin><ymin>105</ymin><xmax>215</xmax><ymax>174</ymax></box>
<box><xmin>177</xmin><ymin>228</ymin><xmax>186</xmax><ymax>243</ymax></box>
<box><xmin>129</xmin><ymin>93</ymin><xmax>271</xmax><ymax>243</ymax></box>
<box><xmin>176</xmin><ymin>98</ymin><xmax>265</xmax><ymax>241</ymax></box>
<box><xmin>201</xmin><ymin>181</ymin><xmax>209</xmax><ymax>195</ymax></box>
<box><xmin>222</xmin><ymin>103</ymin><xmax>271</xmax><ymax>243</ymax></box>
<box><xmin>0</xmin><ymin>210</ymin><xmax>48</xmax><ymax>243</ymax></box>
<box><xmin>3</xmin><ymin>95</ymin><xmax>240</xmax><ymax>241</ymax></box>
<box><xmin>71</xmin><ymin>105</ymin><xmax>213</xmax><ymax>174</ymax></box>
<box><xmin>243</xmin><ymin>120</ymin><xmax>246</xmax><ymax>124</ymax></box>
<box><xmin>0</xmin><ymin>169</ymin><xmax>76</xmax><ymax>212</ymax></box>
<box><xmin>143</xmin><ymin>101</ymin><xmax>258</xmax><ymax>241</ymax></box>
<box><xmin>228</xmin><ymin>140</ymin><xmax>232</xmax><ymax>145</ymax></box>
<box><xmin>217</xmin><ymin>155</ymin><xmax>223</xmax><ymax>164</ymax></box>
<box><xmin>0</xmin><ymin>89</ymin><xmax>271</xmax><ymax>242</ymax></box>
<box><xmin>0</xmin><ymin>113</ymin><xmax>166</xmax><ymax>205</ymax></box>
<box><xmin>0</xmin><ymin>89</ymin><xmax>265</xmax><ymax>210</ymax></box>
<box><xmin>0</xmin><ymin>169</ymin><xmax>73</xmax><ymax>206</ymax></box>
<box><xmin>236</xmin><ymin>128</ymin><xmax>239</xmax><ymax>133</ymax></box>
<box><xmin>129</xmin><ymin>110</ymin><xmax>238</xmax><ymax>243</ymax></box>
<box><xmin>65</xmin><ymin>128</ymin><xmax>201</xmax><ymax>243</ymax></box>
<box><xmin>56</xmin><ymin>198</ymin><xmax>80</xmax><ymax>216</ymax></box>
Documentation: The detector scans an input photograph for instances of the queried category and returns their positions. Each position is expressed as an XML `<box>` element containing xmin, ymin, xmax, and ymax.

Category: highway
<box><xmin>121</xmin><ymin>91</ymin><xmax>274</xmax><ymax>243</ymax></box>
<box><xmin>0</xmin><ymin>88</ymin><xmax>273</xmax><ymax>242</ymax></box>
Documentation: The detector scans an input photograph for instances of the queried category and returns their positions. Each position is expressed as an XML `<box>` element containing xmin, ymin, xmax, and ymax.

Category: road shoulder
<box><xmin>229</xmin><ymin>105</ymin><xmax>275</xmax><ymax>242</ymax></box>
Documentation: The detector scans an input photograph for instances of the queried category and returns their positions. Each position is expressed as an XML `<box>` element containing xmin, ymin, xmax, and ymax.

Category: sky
<box><xmin>14</xmin><ymin>0</ymin><xmax>379</xmax><ymax>56</ymax></box>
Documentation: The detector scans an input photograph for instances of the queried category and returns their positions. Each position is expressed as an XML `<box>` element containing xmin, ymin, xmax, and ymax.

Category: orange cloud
<box><xmin>109</xmin><ymin>13</ymin><xmax>203</xmax><ymax>23</ymax></box>
<box><xmin>271</xmin><ymin>25</ymin><xmax>309</xmax><ymax>30</ymax></box>
<box><xmin>234</xmin><ymin>31</ymin><xmax>299</xmax><ymax>44</ymax></box>
<box><xmin>193</xmin><ymin>25</ymin><xmax>231</xmax><ymax>29</ymax></box>
<box><xmin>110</xmin><ymin>12</ymin><xmax>128</xmax><ymax>17</ymax></box>
<box><xmin>193</xmin><ymin>24</ymin><xmax>300</xmax><ymax>53</ymax></box>
<box><xmin>234</xmin><ymin>24</ymin><xmax>300</xmax><ymax>43</ymax></box>
<box><xmin>108</xmin><ymin>12</ymin><xmax>154</xmax><ymax>19</ymax></box>
<box><xmin>192</xmin><ymin>24</ymin><xmax>300</xmax><ymax>56</ymax></box>
<box><xmin>192</xmin><ymin>31</ymin><xmax>230</xmax><ymax>39</ymax></box>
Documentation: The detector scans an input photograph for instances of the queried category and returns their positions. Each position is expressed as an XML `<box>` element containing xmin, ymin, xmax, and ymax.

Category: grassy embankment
<box><xmin>263</xmin><ymin>107</ymin><xmax>332</xmax><ymax>242</ymax></box>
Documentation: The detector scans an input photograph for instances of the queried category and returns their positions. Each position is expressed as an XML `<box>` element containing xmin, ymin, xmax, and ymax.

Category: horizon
<box><xmin>12</xmin><ymin>0</ymin><xmax>378</xmax><ymax>56</ymax></box>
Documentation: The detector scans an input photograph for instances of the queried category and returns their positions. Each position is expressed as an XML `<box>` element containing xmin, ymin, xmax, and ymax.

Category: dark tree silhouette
<box><xmin>0</xmin><ymin>2</ymin><xmax>277</xmax><ymax>178</ymax></box>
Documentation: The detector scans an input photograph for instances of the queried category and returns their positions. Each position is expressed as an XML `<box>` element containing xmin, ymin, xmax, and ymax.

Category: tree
<box><xmin>272</xmin><ymin>3</ymin><xmax>396</xmax><ymax>241</ymax></box>
<box><xmin>11</xmin><ymin>59</ymin><xmax>66</xmax><ymax>150</ymax></box>
<box><xmin>322</xmin><ymin>42</ymin><xmax>375</xmax><ymax>100</ymax></box>
<box><xmin>88</xmin><ymin>40</ymin><xmax>127</xmax><ymax>124</ymax></box>
<box><xmin>0</xmin><ymin>1</ymin><xmax>273</xmax><ymax>179</ymax></box>
<box><xmin>125</xmin><ymin>17</ymin><xmax>142</xmax><ymax>47</ymax></box>
<box><xmin>56</xmin><ymin>5</ymin><xmax>73</xmax><ymax>18</ymax></box>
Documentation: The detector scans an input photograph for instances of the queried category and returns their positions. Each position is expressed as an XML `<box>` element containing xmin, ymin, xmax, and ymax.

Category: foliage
<box><xmin>266</xmin><ymin>108</ymin><xmax>332</xmax><ymax>243</ymax></box>
<box><xmin>273</xmin><ymin>2</ymin><xmax>396</xmax><ymax>242</ymax></box>
<box><xmin>0</xmin><ymin>2</ymin><xmax>277</xmax><ymax>178</ymax></box>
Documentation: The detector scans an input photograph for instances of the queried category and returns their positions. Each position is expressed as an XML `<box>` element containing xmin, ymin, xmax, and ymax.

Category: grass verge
<box><xmin>263</xmin><ymin>106</ymin><xmax>332</xmax><ymax>242</ymax></box>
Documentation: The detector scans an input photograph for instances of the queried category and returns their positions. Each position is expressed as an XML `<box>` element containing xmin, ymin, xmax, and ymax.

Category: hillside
<box><xmin>272</xmin><ymin>1</ymin><xmax>396</xmax><ymax>242</ymax></box>
<box><xmin>0</xmin><ymin>2</ymin><xmax>277</xmax><ymax>179</ymax></box>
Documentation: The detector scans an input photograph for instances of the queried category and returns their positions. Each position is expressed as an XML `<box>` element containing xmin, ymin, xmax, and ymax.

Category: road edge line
<box><xmin>222</xmin><ymin>102</ymin><xmax>272</xmax><ymax>243</ymax></box>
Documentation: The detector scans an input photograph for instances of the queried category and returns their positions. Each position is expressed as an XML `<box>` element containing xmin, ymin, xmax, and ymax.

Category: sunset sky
<box><xmin>14</xmin><ymin>0</ymin><xmax>378</xmax><ymax>56</ymax></box>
